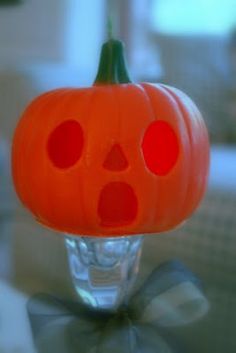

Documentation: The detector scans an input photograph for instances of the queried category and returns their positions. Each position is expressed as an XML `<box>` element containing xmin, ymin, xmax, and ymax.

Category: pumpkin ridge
<box><xmin>161</xmin><ymin>84</ymin><xmax>208</xmax><ymax>220</ymax></box>
<box><xmin>33</xmin><ymin>90</ymin><xmax>74</xmax><ymax>221</ymax></box>
<box><xmin>140</xmin><ymin>83</ymin><xmax>189</xmax><ymax>230</ymax></box>
<box><xmin>13</xmin><ymin>90</ymin><xmax>68</xmax><ymax>213</ymax></box>
<box><xmin>74</xmin><ymin>88</ymin><xmax>98</xmax><ymax>230</ymax></box>
<box><xmin>159</xmin><ymin>84</ymin><xmax>192</xmax><ymax>225</ymax></box>
<box><xmin>137</xmin><ymin>83</ymin><xmax>161</xmax><ymax>226</ymax></box>
<box><xmin>120</xmin><ymin>83</ymin><xmax>159</xmax><ymax>227</ymax></box>
<box><xmin>41</xmin><ymin>88</ymin><xmax>94</xmax><ymax>230</ymax></box>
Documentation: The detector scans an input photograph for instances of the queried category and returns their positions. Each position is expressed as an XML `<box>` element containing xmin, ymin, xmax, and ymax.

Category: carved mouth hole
<box><xmin>98</xmin><ymin>182</ymin><xmax>138</xmax><ymax>227</ymax></box>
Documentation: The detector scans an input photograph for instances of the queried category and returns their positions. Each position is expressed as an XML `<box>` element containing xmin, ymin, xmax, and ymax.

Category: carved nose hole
<box><xmin>103</xmin><ymin>144</ymin><xmax>129</xmax><ymax>171</ymax></box>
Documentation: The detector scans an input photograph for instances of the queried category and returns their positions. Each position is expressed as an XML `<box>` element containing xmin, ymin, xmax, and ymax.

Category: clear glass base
<box><xmin>65</xmin><ymin>235</ymin><xmax>143</xmax><ymax>312</ymax></box>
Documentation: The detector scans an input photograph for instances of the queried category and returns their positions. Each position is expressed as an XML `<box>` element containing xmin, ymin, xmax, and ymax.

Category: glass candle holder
<box><xmin>65</xmin><ymin>235</ymin><xmax>143</xmax><ymax>312</ymax></box>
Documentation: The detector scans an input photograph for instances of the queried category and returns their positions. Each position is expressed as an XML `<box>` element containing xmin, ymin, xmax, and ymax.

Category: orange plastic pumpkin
<box><xmin>12</xmin><ymin>39</ymin><xmax>209</xmax><ymax>236</ymax></box>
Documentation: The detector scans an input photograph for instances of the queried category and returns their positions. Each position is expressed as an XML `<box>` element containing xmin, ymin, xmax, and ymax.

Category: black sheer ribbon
<box><xmin>27</xmin><ymin>260</ymin><xmax>209</xmax><ymax>353</ymax></box>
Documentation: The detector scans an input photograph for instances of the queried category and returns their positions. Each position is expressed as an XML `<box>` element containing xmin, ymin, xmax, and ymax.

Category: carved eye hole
<box><xmin>142</xmin><ymin>120</ymin><xmax>179</xmax><ymax>176</ymax></box>
<box><xmin>47</xmin><ymin>120</ymin><xmax>84</xmax><ymax>169</ymax></box>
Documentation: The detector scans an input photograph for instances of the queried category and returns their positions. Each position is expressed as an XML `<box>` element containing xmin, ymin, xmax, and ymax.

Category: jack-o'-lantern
<box><xmin>12</xmin><ymin>39</ymin><xmax>209</xmax><ymax>236</ymax></box>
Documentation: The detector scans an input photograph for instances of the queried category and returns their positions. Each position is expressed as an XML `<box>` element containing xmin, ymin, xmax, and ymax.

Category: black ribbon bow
<box><xmin>27</xmin><ymin>260</ymin><xmax>209</xmax><ymax>353</ymax></box>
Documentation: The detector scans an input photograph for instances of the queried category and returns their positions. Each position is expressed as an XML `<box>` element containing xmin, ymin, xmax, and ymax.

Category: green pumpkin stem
<box><xmin>94</xmin><ymin>39</ymin><xmax>132</xmax><ymax>85</ymax></box>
